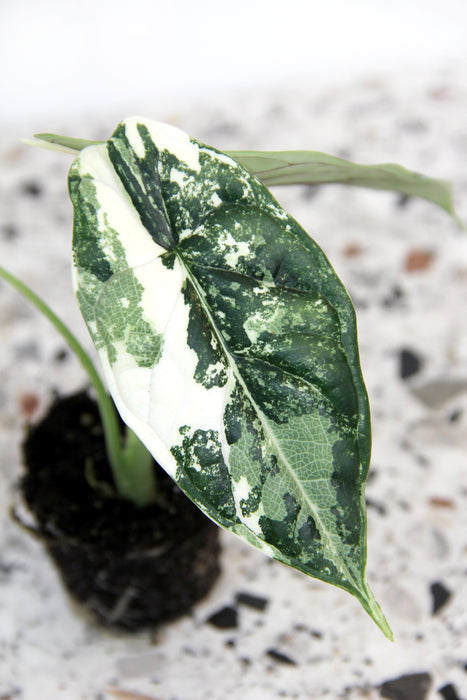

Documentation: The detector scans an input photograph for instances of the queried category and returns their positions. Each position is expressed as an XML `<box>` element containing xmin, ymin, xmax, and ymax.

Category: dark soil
<box><xmin>20</xmin><ymin>391</ymin><xmax>221</xmax><ymax>630</ymax></box>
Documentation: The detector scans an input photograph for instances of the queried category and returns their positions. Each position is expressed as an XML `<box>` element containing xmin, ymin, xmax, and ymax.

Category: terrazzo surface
<box><xmin>1</xmin><ymin>65</ymin><xmax>467</xmax><ymax>699</ymax></box>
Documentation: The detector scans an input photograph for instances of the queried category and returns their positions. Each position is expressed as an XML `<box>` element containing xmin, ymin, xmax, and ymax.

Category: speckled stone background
<box><xmin>1</xmin><ymin>65</ymin><xmax>466</xmax><ymax>700</ymax></box>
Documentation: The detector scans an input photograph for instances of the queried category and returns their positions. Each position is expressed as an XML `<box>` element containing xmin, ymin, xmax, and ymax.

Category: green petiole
<box><xmin>0</xmin><ymin>265</ymin><xmax>156</xmax><ymax>508</ymax></box>
<box><xmin>29</xmin><ymin>133</ymin><xmax>462</xmax><ymax>226</ymax></box>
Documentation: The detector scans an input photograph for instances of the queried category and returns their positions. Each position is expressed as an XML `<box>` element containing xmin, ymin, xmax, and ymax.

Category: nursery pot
<box><xmin>19</xmin><ymin>390</ymin><xmax>221</xmax><ymax>630</ymax></box>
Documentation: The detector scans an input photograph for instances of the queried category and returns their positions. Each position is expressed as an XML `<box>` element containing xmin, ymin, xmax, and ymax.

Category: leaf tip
<box><xmin>22</xmin><ymin>133</ymin><xmax>80</xmax><ymax>155</ymax></box>
<box><xmin>359</xmin><ymin>583</ymin><xmax>393</xmax><ymax>640</ymax></box>
<box><xmin>25</xmin><ymin>133</ymin><xmax>104</xmax><ymax>155</ymax></box>
<box><xmin>374</xmin><ymin>609</ymin><xmax>394</xmax><ymax>642</ymax></box>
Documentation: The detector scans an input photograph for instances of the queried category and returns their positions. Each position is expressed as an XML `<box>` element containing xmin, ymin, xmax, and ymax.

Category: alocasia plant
<box><xmin>4</xmin><ymin>116</ymin><xmax>458</xmax><ymax>639</ymax></box>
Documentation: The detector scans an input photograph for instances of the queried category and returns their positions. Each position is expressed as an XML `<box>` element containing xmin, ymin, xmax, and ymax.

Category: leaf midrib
<box><xmin>232</xmin><ymin>352</ymin><xmax>354</xmax><ymax>433</ymax></box>
<box><xmin>178</xmin><ymin>251</ymin><xmax>364</xmax><ymax>596</ymax></box>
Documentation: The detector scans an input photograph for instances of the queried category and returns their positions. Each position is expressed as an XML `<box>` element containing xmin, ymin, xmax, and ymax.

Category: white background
<box><xmin>1</xmin><ymin>0</ymin><xmax>466</xmax><ymax>136</ymax></box>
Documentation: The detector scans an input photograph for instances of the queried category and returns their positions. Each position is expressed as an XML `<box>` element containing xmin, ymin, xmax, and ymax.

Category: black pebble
<box><xmin>1</xmin><ymin>224</ymin><xmax>18</xmax><ymax>240</ymax></box>
<box><xmin>366</xmin><ymin>497</ymin><xmax>387</xmax><ymax>516</ymax></box>
<box><xmin>396</xmin><ymin>193</ymin><xmax>412</xmax><ymax>208</ymax></box>
<box><xmin>206</xmin><ymin>122</ymin><xmax>240</xmax><ymax>138</ymax></box>
<box><xmin>301</xmin><ymin>185</ymin><xmax>319</xmax><ymax>201</ymax></box>
<box><xmin>382</xmin><ymin>285</ymin><xmax>405</xmax><ymax>308</ymax></box>
<box><xmin>21</xmin><ymin>180</ymin><xmax>43</xmax><ymax>197</ymax></box>
<box><xmin>54</xmin><ymin>348</ymin><xmax>69</xmax><ymax>363</ymax></box>
<box><xmin>438</xmin><ymin>683</ymin><xmax>461</xmax><ymax>700</ymax></box>
<box><xmin>235</xmin><ymin>591</ymin><xmax>269</xmax><ymax>611</ymax></box>
<box><xmin>266</xmin><ymin>648</ymin><xmax>297</xmax><ymax>666</ymax></box>
<box><xmin>448</xmin><ymin>408</ymin><xmax>463</xmax><ymax>423</ymax></box>
<box><xmin>430</xmin><ymin>581</ymin><xmax>452</xmax><ymax>614</ymax></box>
<box><xmin>206</xmin><ymin>606</ymin><xmax>238</xmax><ymax>629</ymax></box>
<box><xmin>380</xmin><ymin>672</ymin><xmax>432</xmax><ymax>700</ymax></box>
<box><xmin>400</xmin><ymin>348</ymin><xmax>423</xmax><ymax>380</ymax></box>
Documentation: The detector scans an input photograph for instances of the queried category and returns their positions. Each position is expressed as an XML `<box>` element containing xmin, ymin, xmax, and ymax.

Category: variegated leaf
<box><xmin>68</xmin><ymin>118</ymin><xmax>391</xmax><ymax>637</ymax></box>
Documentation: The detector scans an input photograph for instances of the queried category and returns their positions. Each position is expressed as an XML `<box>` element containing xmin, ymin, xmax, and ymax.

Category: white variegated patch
<box><xmin>125</xmin><ymin>117</ymin><xmax>201</xmax><ymax>172</ymax></box>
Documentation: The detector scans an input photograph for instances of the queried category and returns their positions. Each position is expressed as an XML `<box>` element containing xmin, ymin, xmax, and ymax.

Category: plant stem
<box><xmin>121</xmin><ymin>428</ymin><xmax>158</xmax><ymax>506</ymax></box>
<box><xmin>0</xmin><ymin>265</ymin><xmax>156</xmax><ymax>507</ymax></box>
<box><xmin>28</xmin><ymin>133</ymin><xmax>462</xmax><ymax>226</ymax></box>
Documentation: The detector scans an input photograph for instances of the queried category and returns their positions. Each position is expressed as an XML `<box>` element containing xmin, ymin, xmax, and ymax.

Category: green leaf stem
<box><xmin>0</xmin><ymin>265</ymin><xmax>156</xmax><ymax>507</ymax></box>
<box><xmin>31</xmin><ymin>132</ymin><xmax>460</xmax><ymax>225</ymax></box>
